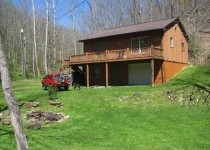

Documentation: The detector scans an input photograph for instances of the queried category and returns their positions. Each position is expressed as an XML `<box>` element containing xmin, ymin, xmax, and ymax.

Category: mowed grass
<box><xmin>0</xmin><ymin>65</ymin><xmax>210</xmax><ymax>150</ymax></box>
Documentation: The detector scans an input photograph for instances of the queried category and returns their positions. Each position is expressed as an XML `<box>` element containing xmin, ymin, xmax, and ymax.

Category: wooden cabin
<box><xmin>64</xmin><ymin>18</ymin><xmax>188</xmax><ymax>87</ymax></box>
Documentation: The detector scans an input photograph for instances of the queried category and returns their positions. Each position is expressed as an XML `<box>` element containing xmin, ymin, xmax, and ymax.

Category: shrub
<box><xmin>48</xmin><ymin>86</ymin><xmax>58</xmax><ymax>100</ymax></box>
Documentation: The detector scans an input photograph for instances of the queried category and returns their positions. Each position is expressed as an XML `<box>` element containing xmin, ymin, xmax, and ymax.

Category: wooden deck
<box><xmin>64</xmin><ymin>46</ymin><xmax>163</xmax><ymax>66</ymax></box>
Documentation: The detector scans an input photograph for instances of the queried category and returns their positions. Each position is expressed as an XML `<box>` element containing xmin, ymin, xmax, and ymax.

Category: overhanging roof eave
<box><xmin>78</xmin><ymin>28</ymin><xmax>164</xmax><ymax>42</ymax></box>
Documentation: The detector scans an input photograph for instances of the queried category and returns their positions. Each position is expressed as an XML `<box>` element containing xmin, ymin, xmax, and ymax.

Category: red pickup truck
<box><xmin>42</xmin><ymin>73</ymin><xmax>72</xmax><ymax>90</ymax></box>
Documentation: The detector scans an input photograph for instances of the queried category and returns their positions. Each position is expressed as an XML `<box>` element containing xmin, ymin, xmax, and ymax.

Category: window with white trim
<box><xmin>131</xmin><ymin>37</ymin><xmax>148</xmax><ymax>50</ymax></box>
<box><xmin>170</xmin><ymin>37</ymin><xmax>174</xmax><ymax>48</ymax></box>
<box><xmin>181</xmin><ymin>42</ymin><xmax>185</xmax><ymax>52</ymax></box>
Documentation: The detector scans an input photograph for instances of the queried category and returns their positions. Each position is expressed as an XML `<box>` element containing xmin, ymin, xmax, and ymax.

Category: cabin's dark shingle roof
<box><xmin>79</xmin><ymin>18</ymin><xmax>182</xmax><ymax>42</ymax></box>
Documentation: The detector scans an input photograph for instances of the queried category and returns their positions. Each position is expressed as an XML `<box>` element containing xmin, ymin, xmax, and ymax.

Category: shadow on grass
<box><xmin>17</xmin><ymin>92</ymin><xmax>47</xmax><ymax>102</ymax></box>
<box><xmin>193</xmin><ymin>83</ymin><xmax>210</xmax><ymax>93</ymax></box>
<box><xmin>166</xmin><ymin>78</ymin><xmax>197</xmax><ymax>87</ymax></box>
<box><xmin>0</xmin><ymin>128</ymin><xmax>14</xmax><ymax>137</ymax></box>
<box><xmin>168</xmin><ymin>77</ymin><xmax>210</xmax><ymax>91</ymax></box>
<box><xmin>27</xmin><ymin>128</ymin><xmax>100</xmax><ymax>149</ymax></box>
<box><xmin>167</xmin><ymin>75</ymin><xmax>210</xmax><ymax>87</ymax></box>
<box><xmin>27</xmin><ymin>134</ymin><xmax>52</xmax><ymax>149</ymax></box>
<box><xmin>0</xmin><ymin>105</ymin><xmax>8</xmax><ymax>112</ymax></box>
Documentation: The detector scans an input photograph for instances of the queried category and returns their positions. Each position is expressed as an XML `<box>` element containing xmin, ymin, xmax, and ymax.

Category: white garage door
<box><xmin>128</xmin><ymin>63</ymin><xmax>151</xmax><ymax>85</ymax></box>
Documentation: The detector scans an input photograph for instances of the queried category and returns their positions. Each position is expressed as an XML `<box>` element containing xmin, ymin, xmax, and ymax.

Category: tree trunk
<box><xmin>32</xmin><ymin>0</ymin><xmax>40</xmax><ymax>78</ymax></box>
<box><xmin>44</xmin><ymin>0</ymin><xmax>49</xmax><ymax>74</ymax></box>
<box><xmin>0</xmin><ymin>35</ymin><xmax>29</xmax><ymax>150</ymax></box>
<box><xmin>21</xmin><ymin>31</ymin><xmax>26</xmax><ymax>80</ymax></box>
<box><xmin>53</xmin><ymin>0</ymin><xmax>56</xmax><ymax>64</ymax></box>
<box><xmin>72</xmin><ymin>15</ymin><xmax>77</xmax><ymax>55</ymax></box>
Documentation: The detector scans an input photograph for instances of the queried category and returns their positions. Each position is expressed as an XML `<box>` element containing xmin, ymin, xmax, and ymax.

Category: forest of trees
<box><xmin>0</xmin><ymin>0</ymin><xmax>210</xmax><ymax>80</ymax></box>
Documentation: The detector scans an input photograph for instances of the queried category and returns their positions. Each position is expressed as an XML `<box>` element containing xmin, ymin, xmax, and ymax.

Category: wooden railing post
<box><xmin>69</xmin><ymin>55</ymin><xmax>71</xmax><ymax>64</ymax></box>
<box><xmin>126</xmin><ymin>48</ymin><xmax>129</xmax><ymax>58</ymax></box>
<box><xmin>85</xmin><ymin>52</ymin><xmax>88</xmax><ymax>62</ymax></box>
<box><xmin>69</xmin><ymin>47</ymin><xmax>164</xmax><ymax>64</ymax></box>
<box><xmin>150</xmin><ymin>45</ymin><xmax>153</xmax><ymax>56</ymax></box>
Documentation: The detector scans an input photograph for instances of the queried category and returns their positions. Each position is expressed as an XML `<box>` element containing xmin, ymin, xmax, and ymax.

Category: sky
<box><xmin>12</xmin><ymin>0</ymin><xmax>89</xmax><ymax>27</ymax></box>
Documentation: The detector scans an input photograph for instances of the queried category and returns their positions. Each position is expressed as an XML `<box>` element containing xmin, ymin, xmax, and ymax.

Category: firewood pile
<box><xmin>26</xmin><ymin>102</ymin><xmax>39</xmax><ymax>108</ymax></box>
<box><xmin>26</xmin><ymin>111</ymin><xmax>70</xmax><ymax>129</ymax></box>
<box><xmin>49</xmin><ymin>101</ymin><xmax>62</xmax><ymax>107</ymax></box>
<box><xmin>167</xmin><ymin>84</ymin><xmax>210</xmax><ymax>109</ymax></box>
<box><xmin>26</xmin><ymin>111</ymin><xmax>64</xmax><ymax>122</ymax></box>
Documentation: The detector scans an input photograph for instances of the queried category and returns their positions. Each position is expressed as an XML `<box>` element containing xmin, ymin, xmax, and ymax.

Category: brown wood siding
<box><xmin>81</xmin><ymin>23</ymin><xmax>189</xmax><ymax>86</ymax></box>
<box><xmin>162</xmin><ymin>23</ymin><xmax>188</xmax><ymax>63</ymax></box>
<box><xmin>89</xmin><ymin>63</ymin><xmax>106</xmax><ymax>86</ymax></box>
<box><xmin>109</xmin><ymin>62</ymin><xmax>128</xmax><ymax>85</ymax></box>
<box><xmin>163</xmin><ymin>61</ymin><xmax>186</xmax><ymax>82</ymax></box>
<box><xmin>154</xmin><ymin>60</ymin><xmax>165</xmax><ymax>84</ymax></box>
<box><xmin>154</xmin><ymin>60</ymin><xmax>186</xmax><ymax>84</ymax></box>
<box><xmin>83</xmin><ymin>30</ymin><xmax>163</xmax><ymax>53</ymax></box>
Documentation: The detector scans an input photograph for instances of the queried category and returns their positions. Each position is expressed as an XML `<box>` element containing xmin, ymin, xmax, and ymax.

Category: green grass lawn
<box><xmin>1</xmin><ymin>65</ymin><xmax>210</xmax><ymax>150</ymax></box>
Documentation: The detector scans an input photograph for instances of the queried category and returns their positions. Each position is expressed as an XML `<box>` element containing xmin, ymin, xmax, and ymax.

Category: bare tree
<box><xmin>127</xmin><ymin>0</ymin><xmax>143</xmax><ymax>24</ymax></box>
<box><xmin>52</xmin><ymin>0</ymin><xmax>56</xmax><ymax>64</ymax></box>
<box><xmin>0</xmin><ymin>0</ymin><xmax>84</xmax><ymax>77</ymax></box>
<box><xmin>156</xmin><ymin>0</ymin><xmax>163</xmax><ymax>19</ymax></box>
<box><xmin>72</xmin><ymin>15</ymin><xmax>77</xmax><ymax>55</ymax></box>
<box><xmin>20</xmin><ymin>0</ymin><xmax>30</xmax><ymax>80</ymax></box>
<box><xmin>44</xmin><ymin>0</ymin><xmax>49</xmax><ymax>74</ymax></box>
<box><xmin>0</xmin><ymin>0</ymin><xmax>209</xmax><ymax>76</ymax></box>
<box><xmin>0</xmin><ymin>34</ymin><xmax>29</xmax><ymax>150</ymax></box>
<box><xmin>32</xmin><ymin>0</ymin><xmax>40</xmax><ymax>77</ymax></box>
<box><xmin>117</xmin><ymin>0</ymin><xmax>125</xmax><ymax>26</ymax></box>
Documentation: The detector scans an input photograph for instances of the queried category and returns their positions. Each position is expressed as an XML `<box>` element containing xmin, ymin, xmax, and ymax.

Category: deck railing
<box><xmin>68</xmin><ymin>46</ymin><xmax>163</xmax><ymax>64</ymax></box>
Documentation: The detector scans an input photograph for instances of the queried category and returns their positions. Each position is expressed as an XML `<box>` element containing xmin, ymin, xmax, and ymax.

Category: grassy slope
<box><xmin>0</xmin><ymin>65</ymin><xmax>210</xmax><ymax>150</ymax></box>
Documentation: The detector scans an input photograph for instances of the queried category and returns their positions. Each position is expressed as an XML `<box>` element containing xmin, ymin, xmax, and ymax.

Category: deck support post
<box><xmin>105</xmin><ymin>62</ymin><xmax>108</xmax><ymax>87</ymax></box>
<box><xmin>86</xmin><ymin>64</ymin><xmax>89</xmax><ymax>87</ymax></box>
<box><xmin>151</xmin><ymin>59</ymin><xmax>154</xmax><ymax>86</ymax></box>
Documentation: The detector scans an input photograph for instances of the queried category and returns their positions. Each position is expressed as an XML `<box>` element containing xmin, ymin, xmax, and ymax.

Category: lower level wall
<box><xmin>154</xmin><ymin>60</ymin><xmax>164</xmax><ymax>84</ymax></box>
<box><xmin>109</xmin><ymin>62</ymin><xmax>128</xmax><ymax>86</ymax></box>
<box><xmin>74</xmin><ymin>60</ymin><xmax>187</xmax><ymax>86</ymax></box>
<box><xmin>164</xmin><ymin>61</ymin><xmax>186</xmax><ymax>81</ymax></box>
<box><xmin>89</xmin><ymin>63</ymin><xmax>106</xmax><ymax>86</ymax></box>
<box><xmin>154</xmin><ymin>60</ymin><xmax>186</xmax><ymax>84</ymax></box>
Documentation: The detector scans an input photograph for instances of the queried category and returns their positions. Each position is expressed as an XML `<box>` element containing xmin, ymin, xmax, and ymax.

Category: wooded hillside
<box><xmin>0</xmin><ymin>0</ymin><xmax>209</xmax><ymax>79</ymax></box>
